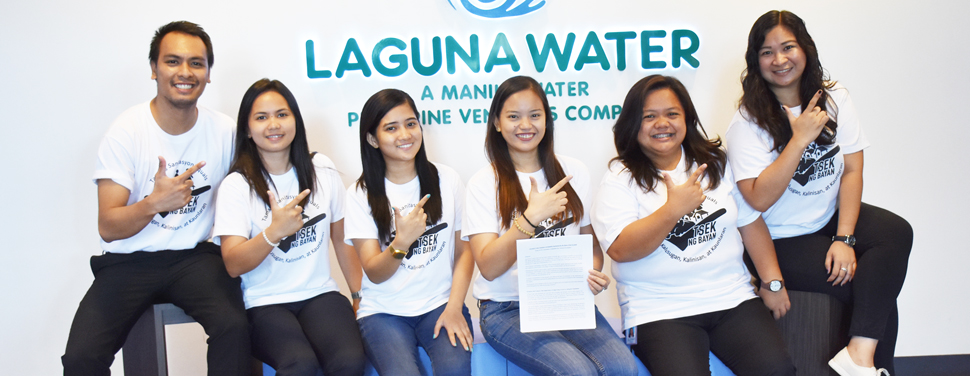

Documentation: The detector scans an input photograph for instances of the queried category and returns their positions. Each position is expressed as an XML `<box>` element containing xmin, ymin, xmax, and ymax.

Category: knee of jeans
<box><xmin>603</xmin><ymin>355</ymin><xmax>639</xmax><ymax>376</ymax></box>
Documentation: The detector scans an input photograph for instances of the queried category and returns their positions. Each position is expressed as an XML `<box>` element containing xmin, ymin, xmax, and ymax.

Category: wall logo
<box><xmin>449</xmin><ymin>0</ymin><xmax>545</xmax><ymax>18</ymax></box>
<box><xmin>793</xmin><ymin>144</ymin><xmax>840</xmax><ymax>186</ymax></box>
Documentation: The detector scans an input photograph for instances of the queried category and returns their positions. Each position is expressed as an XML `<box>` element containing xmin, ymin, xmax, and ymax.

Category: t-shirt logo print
<box><xmin>277</xmin><ymin>213</ymin><xmax>327</xmax><ymax>253</ymax></box>
<box><xmin>534</xmin><ymin>217</ymin><xmax>575</xmax><ymax>238</ymax></box>
<box><xmin>792</xmin><ymin>144</ymin><xmax>840</xmax><ymax>186</ymax></box>
<box><xmin>404</xmin><ymin>223</ymin><xmax>448</xmax><ymax>259</ymax></box>
<box><xmin>665</xmin><ymin>206</ymin><xmax>726</xmax><ymax>251</ymax></box>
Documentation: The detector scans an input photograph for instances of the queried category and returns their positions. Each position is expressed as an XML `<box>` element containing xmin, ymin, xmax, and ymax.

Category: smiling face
<box><xmin>495</xmin><ymin>89</ymin><xmax>546</xmax><ymax>160</ymax></box>
<box><xmin>759</xmin><ymin>26</ymin><xmax>806</xmax><ymax>97</ymax></box>
<box><xmin>367</xmin><ymin>103</ymin><xmax>422</xmax><ymax>165</ymax></box>
<box><xmin>151</xmin><ymin>32</ymin><xmax>210</xmax><ymax>109</ymax></box>
<box><xmin>638</xmin><ymin>88</ymin><xmax>686</xmax><ymax>170</ymax></box>
<box><xmin>248</xmin><ymin>91</ymin><xmax>296</xmax><ymax>159</ymax></box>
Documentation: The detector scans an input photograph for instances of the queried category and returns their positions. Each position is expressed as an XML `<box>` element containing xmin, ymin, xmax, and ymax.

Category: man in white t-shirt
<box><xmin>62</xmin><ymin>21</ymin><xmax>250</xmax><ymax>375</ymax></box>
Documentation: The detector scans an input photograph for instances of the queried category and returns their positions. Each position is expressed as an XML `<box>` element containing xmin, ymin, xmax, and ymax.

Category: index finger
<box><xmin>177</xmin><ymin>161</ymin><xmax>206</xmax><ymax>181</ymax></box>
<box><xmin>285</xmin><ymin>189</ymin><xmax>311</xmax><ymax>209</ymax></box>
<box><xmin>688</xmin><ymin>164</ymin><xmax>708</xmax><ymax>185</ymax></box>
<box><xmin>550</xmin><ymin>175</ymin><xmax>573</xmax><ymax>192</ymax></box>
<box><xmin>806</xmin><ymin>89</ymin><xmax>823</xmax><ymax>111</ymax></box>
<box><xmin>413</xmin><ymin>194</ymin><xmax>431</xmax><ymax>211</ymax></box>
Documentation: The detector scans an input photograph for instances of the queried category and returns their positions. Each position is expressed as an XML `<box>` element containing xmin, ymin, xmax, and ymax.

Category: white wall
<box><xmin>1</xmin><ymin>0</ymin><xmax>967</xmax><ymax>374</ymax></box>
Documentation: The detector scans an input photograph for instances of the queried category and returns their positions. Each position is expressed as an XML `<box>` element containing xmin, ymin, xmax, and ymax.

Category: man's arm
<box><xmin>98</xmin><ymin>157</ymin><xmax>203</xmax><ymax>242</ymax></box>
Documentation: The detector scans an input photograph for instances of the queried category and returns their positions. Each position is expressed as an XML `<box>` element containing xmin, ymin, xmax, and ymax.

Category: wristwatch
<box><xmin>761</xmin><ymin>279</ymin><xmax>784</xmax><ymax>292</ymax></box>
<box><xmin>389</xmin><ymin>245</ymin><xmax>407</xmax><ymax>259</ymax></box>
<box><xmin>351</xmin><ymin>291</ymin><xmax>362</xmax><ymax>300</ymax></box>
<box><xmin>832</xmin><ymin>234</ymin><xmax>856</xmax><ymax>247</ymax></box>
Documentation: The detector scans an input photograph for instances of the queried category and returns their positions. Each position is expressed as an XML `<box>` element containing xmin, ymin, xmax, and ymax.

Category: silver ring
<box><xmin>840</xmin><ymin>267</ymin><xmax>848</xmax><ymax>272</ymax></box>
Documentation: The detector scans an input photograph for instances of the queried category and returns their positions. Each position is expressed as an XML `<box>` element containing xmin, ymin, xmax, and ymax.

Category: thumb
<box><xmin>783</xmin><ymin>105</ymin><xmax>797</xmax><ymax>123</ymax></box>
<box><xmin>661</xmin><ymin>172</ymin><xmax>674</xmax><ymax>190</ymax></box>
<box><xmin>529</xmin><ymin>176</ymin><xmax>539</xmax><ymax>194</ymax></box>
<box><xmin>267</xmin><ymin>190</ymin><xmax>279</xmax><ymax>209</ymax></box>
<box><xmin>156</xmin><ymin>156</ymin><xmax>167</xmax><ymax>178</ymax></box>
<box><xmin>433</xmin><ymin>318</ymin><xmax>443</xmax><ymax>339</ymax></box>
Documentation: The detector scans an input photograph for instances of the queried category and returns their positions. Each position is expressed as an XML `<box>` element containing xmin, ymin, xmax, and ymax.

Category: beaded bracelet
<box><xmin>262</xmin><ymin>231</ymin><xmax>280</xmax><ymax>248</ymax></box>
<box><xmin>514</xmin><ymin>216</ymin><xmax>535</xmax><ymax>237</ymax></box>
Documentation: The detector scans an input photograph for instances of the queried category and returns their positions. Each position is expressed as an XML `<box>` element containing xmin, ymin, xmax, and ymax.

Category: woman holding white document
<box><xmin>463</xmin><ymin>75</ymin><xmax>637</xmax><ymax>376</ymax></box>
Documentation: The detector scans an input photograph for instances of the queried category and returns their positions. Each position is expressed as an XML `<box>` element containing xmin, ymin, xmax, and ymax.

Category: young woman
<box><xmin>726</xmin><ymin>10</ymin><xmax>913</xmax><ymax>376</ymax></box>
<box><xmin>592</xmin><ymin>75</ymin><xmax>795</xmax><ymax>376</ymax></box>
<box><xmin>344</xmin><ymin>89</ymin><xmax>475</xmax><ymax>376</ymax></box>
<box><xmin>463</xmin><ymin>75</ymin><xmax>638</xmax><ymax>376</ymax></box>
<box><xmin>213</xmin><ymin>79</ymin><xmax>366</xmax><ymax>376</ymax></box>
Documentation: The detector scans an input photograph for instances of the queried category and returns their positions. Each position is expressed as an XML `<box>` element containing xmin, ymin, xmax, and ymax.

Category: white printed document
<box><xmin>516</xmin><ymin>234</ymin><xmax>595</xmax><ymax>333</ymax></box>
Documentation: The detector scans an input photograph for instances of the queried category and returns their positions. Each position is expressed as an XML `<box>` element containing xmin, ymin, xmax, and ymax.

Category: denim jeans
<box><xmin>479</xmin><ymin>300</ymin><xmax>638</xmax><ymax>376</ymax></box>
<box><xmin>358</xmin><ymin>303</ymin><xmax>472</xmax><ymax>376</ymax></box>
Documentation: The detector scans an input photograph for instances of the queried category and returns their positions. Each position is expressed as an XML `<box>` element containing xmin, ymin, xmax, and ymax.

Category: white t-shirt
<box><xmin>212</xmin><ymin>154</ymin><xmax>343</xmax><ymax>309</ymax></box>
<box><xmin>725</xmin><ymin>83</ymin><xmax>870</xmax><ymax>239</ymax></box>
<box><xmin>592</xmin><ymin>151</ymin><xmax>759</xmax><ymax>329</ymax></box>
<box><xmin>344</xmin><ymin>163</ymin><xmax>464</xmax><ymax>319</ymax></box>
<box><xmin>93</xmin><ymin>101</ymin><xmax>234</xmax><ymax>253</ymax></box>
<box><xmin>463</xmin><ymin>155</ymin><xmax>592</xmax><ymax>302</ymax></box>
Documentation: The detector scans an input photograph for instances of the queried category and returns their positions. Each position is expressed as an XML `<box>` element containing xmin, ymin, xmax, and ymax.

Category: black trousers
<box><xmin>759</xmin><ymin>203</ymin><xmax>912</xmax><ymax>373</ymax></box>
<box><xmin>62</xmin><ymin>243</ymin><xmax>251</xmax><ymax>376</ymax></box>
<box><xmin>248</xmin><ymin>291</ymin><xmax>366</xmax><ymax>376</ymax></box>
<box><xmin>632</xmin><ymin>298</ymin><xmax>796</xmax><ymax>376</ymax></box>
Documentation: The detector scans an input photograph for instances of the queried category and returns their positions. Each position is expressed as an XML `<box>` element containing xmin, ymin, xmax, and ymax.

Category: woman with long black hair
<box><xmin>213</xmin><ymin>79</ymin><xmax>366</xmax><ymax>376</ymax></box>
<box><xmin>463</xmin><ymin>75</ymin><xmax>637</xmax><ymax>376</ymax></box>
<box><xmin>726</xmin><ymin>10</ymin><xmax>913</xmax><ymax>376</ymax></box>
<box><xmin>345</xmin><ymin>89</ymin><xmax>474</xmax><ymax>376</ymax></box>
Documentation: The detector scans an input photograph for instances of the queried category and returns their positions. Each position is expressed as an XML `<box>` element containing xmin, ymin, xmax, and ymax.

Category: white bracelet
<box><xmin>262</xmin><ymin>231</ymin><xmax>280</xmax><ymax>248</ymax></box>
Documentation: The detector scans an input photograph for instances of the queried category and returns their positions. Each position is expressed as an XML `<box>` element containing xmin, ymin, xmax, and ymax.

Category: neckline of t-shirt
<box><xmin>385</xmin><ymin>174</ymin><xmax>419</xmax><ymax>189</ymax></box>
<box><xmin>146</xmin><ymin>102</ymin><xmax>204</xmax><ymax>140</ymax></box>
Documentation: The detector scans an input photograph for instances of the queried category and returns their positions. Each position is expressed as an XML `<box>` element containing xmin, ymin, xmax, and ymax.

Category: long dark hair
<box><xmin>485</xmin><ymin>76</ymin><xmax>582</xmax><ymax>229</ymax></box>
<box><xmin>740</xmin><ymin>10</ymin><xmax>838</xmax><ymax>152</ymax></box>
<box><xmin>612</xmin><ymin>75</ymin><xmax>725</xmax><ymax>192</ymax></box>
<box><xmin>230</xmin><ymin>79</ymin><xmax>315</xmax><ymax>208</ymax></box>
<box><xmin>356</xmin><ymin>89</ymin><xmax>442</xmax><ymax>243</ymax></box>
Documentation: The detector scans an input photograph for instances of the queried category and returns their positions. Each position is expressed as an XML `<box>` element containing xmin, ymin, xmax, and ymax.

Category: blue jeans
<box><xmin>358</xmin><ymin>303</ymin><xmax>472</xmax><ymax>376</ymax></box>
<box><xmin>479</xmin><ymin>300</ymin><xmax>638</xmax><ymax>376</ymax></box>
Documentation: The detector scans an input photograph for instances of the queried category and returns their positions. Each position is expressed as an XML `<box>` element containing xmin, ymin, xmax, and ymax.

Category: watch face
<box><xmin>769</xmin><ymin>280</ymin><xmax>782</xmax><ymax>292</ymax></box>
<box><xmin>846</xmin><ymin>235</ymin><xmax>857</xmax><ymax>247</ymax></box>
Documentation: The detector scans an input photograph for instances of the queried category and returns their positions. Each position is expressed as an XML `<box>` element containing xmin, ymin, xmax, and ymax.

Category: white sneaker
<box><xmin>828</xmin><ymin>347</ymin><xmax>891</xmax><ymax>376</ymax></box>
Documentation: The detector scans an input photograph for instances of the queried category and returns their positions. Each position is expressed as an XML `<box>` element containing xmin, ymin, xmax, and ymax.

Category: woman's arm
<box><xmin>826</xmin><ymin>151</ymin><xmax>863</xmax><ymax>285</ymax></box>
<box><xmin>582</xmin><ymin>226</ymin><xmax>613</xmax><ymax>295</ymax></box>
<box><xmin>736</xmin><ymin>91</ymin><xmax>830</xmax><ymax>211</ymax></box>
<box><xmin>739</xmin><ymin>216</ymin><xmax>790</xmax><ymax>319</ymax></box>
<box><xmin>331</xmin><ymin>219</ymin><xmax>363</xmax><ymax>311</ymax></box>
<box><xmin>221</xmin><ymin>189</ymin><xmax>311</xmax><ymax>277</ymax></box>
<box><xmin>434</xmin><ymin>231</ymin><xmax>475</xmax><ymax>351</ymax></box>
<box><xmin>607</xmin><ymin>166</ymin><xmax>708</xmax><ymax>263</ymax></box>
<box><xmin>470</xmin><ymin>176</ymin><xmax>572</xmax><ymax>280</ymax></box>
<box><xmin>352</xmin><ymin>195</ymin><xmax>431</xmax><ymax>284</ymax></box>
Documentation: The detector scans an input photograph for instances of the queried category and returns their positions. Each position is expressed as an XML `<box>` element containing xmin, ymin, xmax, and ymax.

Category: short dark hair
<box><xmin>149</xmin><ymin>21</ymin><xmax>214</xmax><ymax>68</ymax></box>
